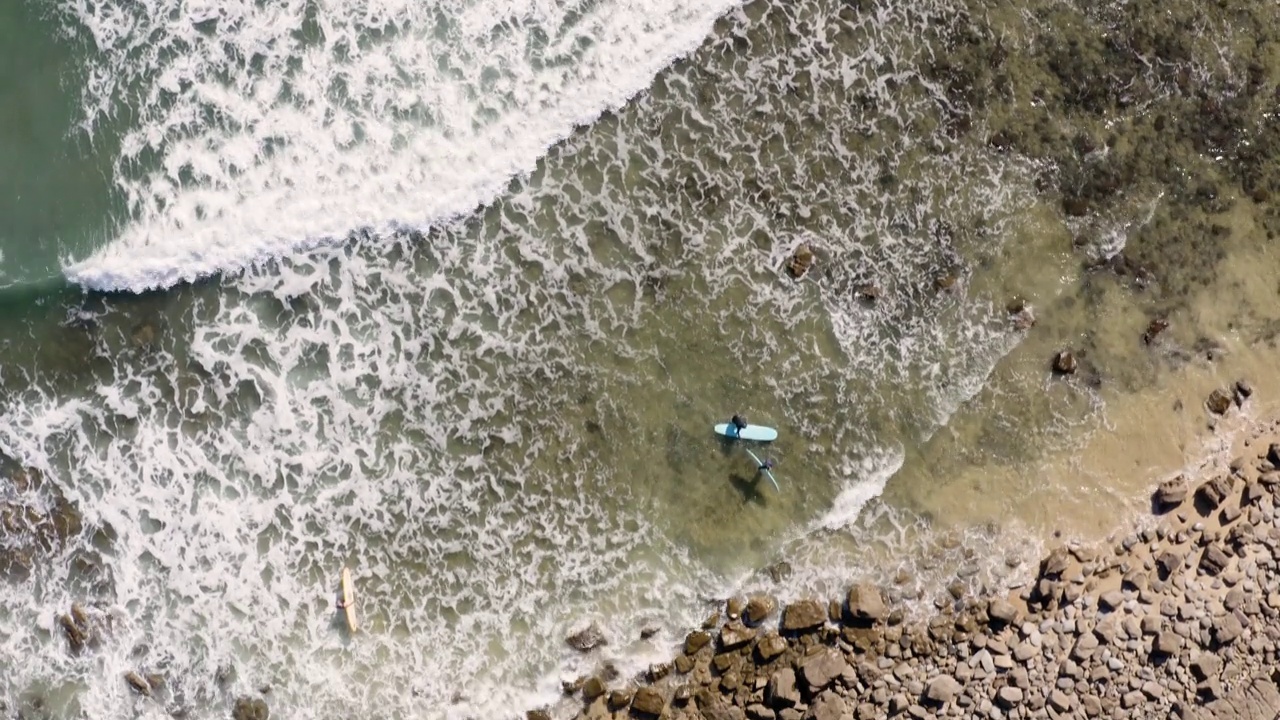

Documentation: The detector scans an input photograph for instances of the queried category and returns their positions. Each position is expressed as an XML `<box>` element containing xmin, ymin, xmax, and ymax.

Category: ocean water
<box><xmin>2</xmin><ymin>0</ymin><xmax>1280</xmax><ymax>718</ymax></box>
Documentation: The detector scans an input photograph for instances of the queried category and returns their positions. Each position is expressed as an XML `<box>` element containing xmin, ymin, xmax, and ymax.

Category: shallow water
<box><xmin>1</xmin><ymin>0</ymin><xmax>1279</xmax><ymax>718</ymax></box>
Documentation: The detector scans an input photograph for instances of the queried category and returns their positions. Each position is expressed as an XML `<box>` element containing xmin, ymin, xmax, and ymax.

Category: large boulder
<box><xmin>799</xmin><ymin>648</ymin><xmax>847</xmax><ymax>693</ymax></box>
<box><xmin>844</xmin><ymin>583</ymin><xmax>887</xmax><ymax>624</ymax></box>
<box><xmin>631</xmin><ymin>687</ymin><xmax>665</xmax><ymax>717</ymax></box>
<box><xmin>719</xmin><ymin>621</ymin><xmax>756</xmax><ymax>650</ymax></box>
<box><xmin>924</xmin><ymin>675</ymin><xmax>962</xmax><ymax>705</ymax></box>
<box><xmin>767</xmin><ymin>668</ymin><xmax>801</xmax><ymax>708</ymax></box>
<box><xmin>1153</xmin><ymin>476</ymin><xmax>1189</xmax><ymax>510</ymax></box>
<box><xmin>744</xmin><ymin>595</ymin><xmax>777</xmax><ymax>626</ymax></box>
<box><xmin>987</xmin><ymin>598</ymin><xmax>1019</xmax><ymax>626</ymax></box>
<box><xmin>780</xmin><ymin>600</ymin><xmax>826</xmax><ymax>632</ymax></box>
<box><xmin>1197</xmin><ymin>476</ymin><xmax>1235</xmax><ymax>509</ymax></box>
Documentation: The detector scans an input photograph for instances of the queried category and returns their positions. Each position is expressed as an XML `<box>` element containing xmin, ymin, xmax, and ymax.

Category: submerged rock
<box><xmin>786</xmin><ymin>244</ymin><xmax>815</xmax><ymax>279</ymax></box>
<box><xmin>1052</xmin><ymin>350</ymin><xmax>1078</xmax><ymax>375</ymax></box>
<box><xmin>231</xmin><ymin>697</ymin><xmax>269</xmax><ymax>720</ymax></box>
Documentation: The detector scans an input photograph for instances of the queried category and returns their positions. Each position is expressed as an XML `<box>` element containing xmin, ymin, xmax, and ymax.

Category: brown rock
<box><xmin>526</xmin><ymin>710</ymin><xmax>552</xmax><ymax>720</ymax></box>
<box><xmin>744</xmin><ymin>596</ymin><xmax>776</xmax><ymax>626</ymax></box>
<box><xmin>1041</xmin><ymin>547</ymin><xmax>1070</xmax><ymax>578</ymax></box>
<box><xmin>1197</xmin><ymin>476</ymin><xmax>1235</xmax><ymax>509</ymax></box>
<box><xmin>581</xmin><ymin>676</ymin><xmax>607</xmax><ymax>701</ymax></box>
<box><xmin>685</xmin><ymin>630</ymin><xmax>712</xmax><ymax>654</ymax></box>
<box><xmin>987</xmin><ymin>598</ymin><xmax>1019</xmax><ymax>626</ymax></box>
<box><xmin>780</xmin><ymin>599</ymin><xmax>826</xmax><ymax>632</ymax></box>
<box><xmin>631</xmin><ymin>687</ymin><xmax>665</xmax><ymax>716</ymax></box>
<box><xmin>1200</xmin><ymin>546</ymin><xmax>1231</xmax><ymax>576</ymax></box>
<box><xmin>1235</xmin><ymin>379</ymin><xmax>1253</xmax><ymax>400</ymax></box>
<box><xmin>1154</xmin><ymin>476</ymin><xmax>1188</xmax><ymax>509</ymax></box>
<box><xmin>798</xmin><ymin>648</ymin><xmax>847</xmax><ymax>693</ymax></box>
<box><xmin>1157</xmin><ymin>550</ymin><xmax>1183</xmax><ymax>577</ymax></box>
<box><xmin>124</xmin><ymin>671</ymin><xmax>151</xmax><ymax>697</ymax></box>
<box><xmin>1052</xmin><ymin>350</ymin><xmax>1078</xmax><ymax>375</ymax></box>
<box><xmin>755</xmin><ymin>632</ymin><xmax>787</xmax><ymax>662</ymax></box>
<box><xmin>767</xmin><ymin>668</ymin><xmax>801</xmax><ymax>708</ymax></box>
<box><xmin>1142</xmin><ymin>318</ymin><xmax>1169</xmax><ymax>344</ymax></box>
<box><xmin>787</xmin><ymin>244</ymin><xmax>815</xmax><ymax>279</ymax></box>
<box><xmin>845</xmin><ymin>583</ymin><xmax>887</xmax><ymax>623</ymax></box>
<box><xmin>608</xmin><ymin>689</ymin><xmax>633</xmax><ymax>709</ymax></box>
<box><xmin>726</xmin><ymin>597</ymin><xmax>745</xmax><ymax>620</ymax></box>
<box><xmin>1206</xmin><ymin>388</ymin><xmax>1232</xmax><ymax>415</ymax></box>
<box><xmin>647</xmin><ymin>662</ymin><xmax>672</xmax><ymax>682</ymax></box>
<box><xmin>231</xmin><ymin>697</ymin><xmax>269</xmax><ymax>720</ymax></box>
<box><xmin>719</xmin><ymin>621</ymin><xmax>756</xmax><ymax>650</ymax></box>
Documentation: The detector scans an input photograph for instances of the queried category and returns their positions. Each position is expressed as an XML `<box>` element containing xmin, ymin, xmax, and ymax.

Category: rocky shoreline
<box><xmin>545</xmin><ymin>393</ymin><xmax>1280</xmax><ymax>720</ymax></box>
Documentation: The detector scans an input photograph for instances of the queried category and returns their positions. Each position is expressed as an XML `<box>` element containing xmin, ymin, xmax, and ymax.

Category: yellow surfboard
<box><xmin>339</xmin><ymin>566</ymin><xmax>358</xmax><ymax>634</ymax></box>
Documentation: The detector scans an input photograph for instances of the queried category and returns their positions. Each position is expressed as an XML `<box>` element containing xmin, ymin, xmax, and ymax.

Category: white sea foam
<box><xmin>59</xmin><ymin>0</ymin><xmax>743</xmax><ymax>291</ymax></box>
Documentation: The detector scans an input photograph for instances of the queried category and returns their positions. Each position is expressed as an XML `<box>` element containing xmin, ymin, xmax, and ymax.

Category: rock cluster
<box><xmin>552</xmin><ymin>425</ymin><xmax>1280</xmax><ymax>720</ymax></box>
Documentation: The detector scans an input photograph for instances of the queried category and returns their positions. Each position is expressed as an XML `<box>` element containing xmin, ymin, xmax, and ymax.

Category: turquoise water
<box><xmin>1</xmin><ymin>0</ymin><xmax>1278</xmax><ymax>718</ymax></box>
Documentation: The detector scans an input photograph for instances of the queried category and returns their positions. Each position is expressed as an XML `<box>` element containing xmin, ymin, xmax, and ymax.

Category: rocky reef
<box><xmin>549</xmin><ymin>414</ymin><xmax>1280</xmax><ymax>720</ymax></box>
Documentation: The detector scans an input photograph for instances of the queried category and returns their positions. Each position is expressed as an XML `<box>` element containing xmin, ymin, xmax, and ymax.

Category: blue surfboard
<box><xmin>714</xmin><ymin>423</ymin><xmax>778</xmax><ymax>442</ymax></box>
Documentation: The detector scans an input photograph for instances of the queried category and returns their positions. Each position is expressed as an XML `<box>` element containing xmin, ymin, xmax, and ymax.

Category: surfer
<box><xmin>730</xmin><ymin>414</ymin><xmax>748</xmax><ymax>434</ymax></box>
<box><xmin>756</xmin><ymin>457</ymin><xmax>775</xmax><ymax>474</ymax></box>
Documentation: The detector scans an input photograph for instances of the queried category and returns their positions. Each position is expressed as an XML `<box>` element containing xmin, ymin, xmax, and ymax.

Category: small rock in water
<box><xmin>1206</xmin><ymin>388</ymin><xmax>1233</xmax><ymax>415</ymax></box>
<box><xmin>787</xmin><ymin>243</ymin><xmax>815</xmax><ymax>279</ymax></box>
<box><xmin>1052</xmin><ymin>350</ymin><xmax>1078</xmax><ymax>375</ymax></box>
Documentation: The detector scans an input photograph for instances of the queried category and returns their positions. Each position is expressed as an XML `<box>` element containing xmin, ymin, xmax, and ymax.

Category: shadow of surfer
<box><xmin>729</xmin><ymin>472</ymin><xmax>766</xmax><ymax>505</ymax></box>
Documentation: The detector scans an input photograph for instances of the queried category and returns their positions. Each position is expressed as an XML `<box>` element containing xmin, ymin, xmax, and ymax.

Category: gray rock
<box><xmin>1121</xmin><ymin>690</ymin><xmax>1144</xmax><ymax>708</ymax></box>
<box><xmin>846</xmin><ymin>583</ymin><xmax>887</xmax><ymax>623</ymax></box>
<box><xmin>1154</xmin><ymin>476</ymin><xmax>1189</xmax><ymax>508</ymax></box>
<box><xmin>1099</xmin><ymin>590</ymin><xmax>1124</xmax><ymax>611</ymax></box>
<box><xmin>1157</xmin><ymin>550</ymin><xmax>1183</xmax><ymax>577</ymax></box>
<box><xmin>996</xmin><ymin>686</ymin><xmax>1024</xmax><ymax>709</ymax></box>
<box><xmin>1197</xmin><ymin>476</ymin><xmax>1235</xmax><ymax>509</ymax></box>
<box><xmin>807</xmin><ymin>690</ymin><xmax>847</xmax><ymax>720</ymax></box>
<box><xmin>925</xmin><ymin>675</ymin><xmax>962</xmax><ymax>704</ymax></box>
<box><xmin>1214</xmin><ymin>613</ymin><xmax>1244</xmax><ymax>645</ymax></box>
<box><xmin>889</xmin><ymin>694</ymin><xmax>910</xmax><ymax>714</ymax></box>
<box><xmin>1047</xmin><ymin>689</ymin><xmax>1074</xmax><ymax>712</ymax></box>
<box><xmin>988</xmin><ymin>599</ymin><xmax>1020</xmax><ymax>626</ymax></box>
<box><xmin>1071</xmin><ymin>633</ymin><xmax>1100</xmax><ymax>661</ymax></box>
<box><xmin>566</xmin><ymin>623</ymin><xmax>607</xmax><ymax>652</ymax></box>
<box><xmin>720</xmin><ymin>621</ymin><xmax>757</xmax><ymax>650</ymax></box>
<box><xmin>1013</xmin><ymin>641</ymin><xmax>1037</xmax><ymax>662</ymax></box>
<box><xmin>1042</xmin><ymin>548</ymin><xmax>1070</xmax><ymax>578</ymax></box>
<box><xmin>1081</xmin><ymin>695</ymin><xmax>1102</xmax><ymax>717</ymax></box>
<box><xmin>1225</xmin><ymin>587</ymin><xmax>1246</xmax><ymax>612</ymax></box>
<box><xmin>799</xmin><ymin>648</ymin><xmax>847</xmax><ymax>693</ymax></box>
<box><xmin>1191</xmin><ymin>653</ymin><xmax>1222</xmax><ymax>680</ymax></box>
<box><xmin>767</xmin><ymin>668</ymin><xmax>800</xmax><ymax>708</ymax></box>
<box><xmin>745</xmin><ymin>705</ymin><xmax>775</xmax><ymax>720</ymax></box>
<box><xmin>1201</xmin><ymin>546</ymin><xmax>1231</xmax><ymax>576</ymax></box>
<box><xmin>1141</xmin><ymin>681</ymin><xmax>1163</xmax><ymax>699</ymax></box>
<box><xmin>1154</xmin><ymin>631</ymin><xmax>1180</xmax><ymax>655</ymax></box>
